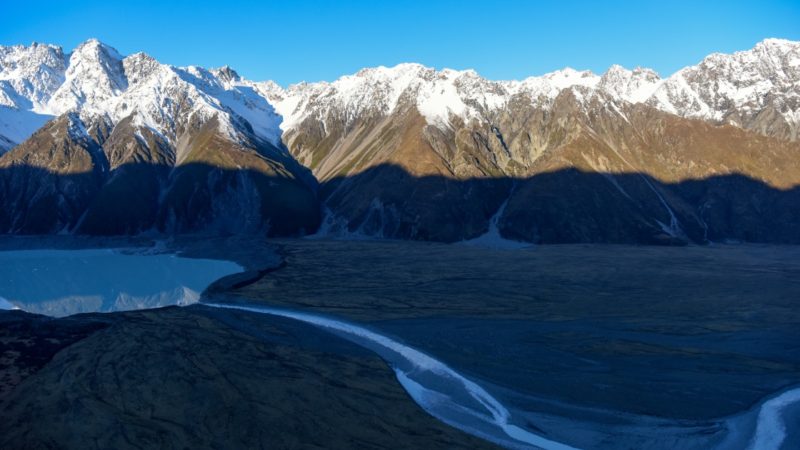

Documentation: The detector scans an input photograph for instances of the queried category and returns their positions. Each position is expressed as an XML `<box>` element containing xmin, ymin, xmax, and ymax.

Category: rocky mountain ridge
<box><xmin>0</xmin><ymin>38</ymin><xmax>798</xmax><ymax>243</ymax></box>
<box><xmin>2</xmin><ymin>38</ymin><xmax>798</xmax><ymax>152</ymax></box>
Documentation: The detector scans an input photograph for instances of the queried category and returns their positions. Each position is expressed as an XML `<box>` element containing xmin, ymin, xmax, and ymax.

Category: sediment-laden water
<box><xmin>0</xmin><ymin>248</ymin><xmax>242</xmax><ymax>316</ymax></box>
<box><xmin>204</xmin><ymin>302</ymin><xmax>800</xmax><ymax>450</ymax></box>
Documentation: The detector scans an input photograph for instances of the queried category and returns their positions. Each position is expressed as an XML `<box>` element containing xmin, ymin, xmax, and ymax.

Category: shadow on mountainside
<box><xmin>0</xmin><ymin>162</ymin><xmax>321</xmax><ymax>237</ymax></box>
<box><xmin>319</xmin><ymin>164</ymin><xmax>800</xmax><ymax>245</ymax></box>
<box><xmin>1</xmin><ymin>161</ymin><xmax>799</xmax><ymax>245</ymax></box>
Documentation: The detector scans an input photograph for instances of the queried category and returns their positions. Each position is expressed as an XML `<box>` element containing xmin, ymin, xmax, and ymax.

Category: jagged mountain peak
<box><xmin>325</xmin><ymin>62</ymin><xmax>489</xmax><ymax>89</ymax></box>
<box><xmin>599</xmin><ymin>64</ymin><xmax>662</xmax><ymax>103</ymax></box>
<box><xmin>0</xmin><ymin>42</ymin><xmax>67</xmax><ymax>109</ymax></box>
<box><xmin>539</xmin><ymin>67</ymin><xmax>599</xmax><ymax>88</ymax></box>
<box><xmin>354</xmin><ymin>62</ymin><xmax>429</xmax><ymax>77</ymax></box>
<box><xmin>758</xmin><ymin>37</ymin><xmax>799</xmax><ymax>46</ymax></box>
<box><xmin>2</xmin><ymin>38</ymin><xmax>800</xmax><ymax>154</ymax></box>
<box><xmin>2</xmin><ymin>38</ymin><xmax>800</xmax><ymax>242</ymax></box>
<box><xmin>749</xmin><ymin>37</ymin><xmax>800</xmax><ymax>57</ymax></box>
<box><xmin>268</xmin><ymin>62</ymin><xmax>509</xmax><ymax>130</ymax></box>
<box><xmin>212</xmin><ymin>65</ymin><xmax>241</xmax><ymax>83</ymax></box>
<box><xmin>507</xmin><ymin>68</ymin><xmax>600</xmax><ymax>107</ymax></box>
<box><xmin>122</xmin><ymin>52</ymin><xmax>161</xmax><ymax>86</ymax></box>
<box><xmin>71</xmin><ymin>38</ymin><xmax>122</xmax><ymax>58</ymax></box>
<box><xmin>0</xmin><ymin>38</ymin><xmax>290</xmax><ymax>149</ymax></box>
<box><xmin>0</xmin><ymin>41</ymin><xmax>65</xmax><ymax>65</ymax></box>
<box><xmin>48</xmin><ymin>38</ymin><xmax>128</xmax><ymax>114</ymax></box>
<box><xmin>646</xmin><ymin>38</ymin><xmax>800</xmax><ymax>140</ymax></box>
<box><xmin>696</xmin><ymin>37</ymin><xmax>799</xmax><ymax>74</ymax></box>
<box><xmin>602</xmin><ymin>64</ymin><xmax>661</xmax><ymax>80</ymax></box>
<box><xmin>66</xmin><ymin>39</ymin><xmax>126</xmax><ymax>85</ymax></box>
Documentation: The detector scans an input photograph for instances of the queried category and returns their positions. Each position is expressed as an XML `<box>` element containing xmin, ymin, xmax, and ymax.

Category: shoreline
<box><xmin>1</xmin><ymin>235</ymin><xmax>798</xmax><ymax>448</ymax></box>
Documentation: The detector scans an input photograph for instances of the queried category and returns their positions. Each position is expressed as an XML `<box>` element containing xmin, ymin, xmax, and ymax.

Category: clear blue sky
<box><xmin>1</xmin><ymin>0</ymin><xmax>798</xmax><ymax>85</ymax></box>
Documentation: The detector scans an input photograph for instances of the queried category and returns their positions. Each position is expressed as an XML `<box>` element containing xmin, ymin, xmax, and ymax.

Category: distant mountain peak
<box><xmin>43</xmin><ymin>38</ymin><xmax>128</xmax><ymax>114</ymax></box>
<box><xmin>755</xmin><ymin>37</ymin><xmax>800</xmax><ymax>51</ymax></box>
<box><xmin>212</xmin><ymin>65</ymin><xmax>240</xmax><ymax>82</ymax></box>
<box><xmin>70</xmin><ymin>39</ymin><xmax>124</xmax><ymax>67</ymax></box>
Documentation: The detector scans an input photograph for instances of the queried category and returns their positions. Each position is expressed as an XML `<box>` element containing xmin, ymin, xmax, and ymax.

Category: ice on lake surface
<box><xmin>0</xmin><ymin>248</ymin><xmax>242</xmax><ymax>317</ymax></box>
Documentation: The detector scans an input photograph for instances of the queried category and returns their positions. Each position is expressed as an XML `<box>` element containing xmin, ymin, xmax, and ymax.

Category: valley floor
<box><xmin>1</xmin><ymin>236</ymin><xmax>799</xmax><ymax>448</ymax></box>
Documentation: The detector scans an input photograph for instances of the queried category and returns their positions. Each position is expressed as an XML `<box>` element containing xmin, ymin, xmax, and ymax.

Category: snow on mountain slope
<box><xmin>0</xmin><ymin>37</ymin><xmax>798</xmax><ymax>153</ymax></box>
<box><xmin>95</xmin><ymin>57</ymin><xmax>282</xmax><ymax>146</ymax></box>
<box><xmin>262</xmin><ymin>64</ymin><xmax>610</xmax><ymax>131</ymax></box>
<box><xmin>258</xmin><ymin>40</ymin><xmax>796</xmax><ymax>138</ymax></box>
<box><xmin>0</xmin><ymin>43</ymin><xmax>66</xmax><ymax>110</ymax></box>
<box><xmin>0</xmin><ymin>39</ymin><xmax>286</xmax><ymax>151</ymax></box>
<box><xmin>269</xmin><ymin>39</ymin><xmax>797</xmax><ymax>139</ymax></box>
<box><xmin>513</xmin><ymin>67</ymin><xmax>602</xmax><ymax>97</ymax></box>
<box><xmin>0</xmin><ymin>107</ymin><xmax>52</xmax><ymax>151</ymax></box>
<box><xmin>258</xmin><ymin>63</ymin><xmax>436</xmax><ymax>131</ymax></box>
<box><xmin>598</xmin><ymin>65</ymin><xmax>662</xmax><ymax>104</ymax></box>
<box><xmin>647</xmin><ymin>38</ymin><xmax>800</xmax><ymax>137</ymax></box>
<box><xmin>46</xmin><ymin>39</ymin><xmax>128</xmax><ymax>115</ymax></box>
<box><xmin>0</xmin><ymin>42</ymin><xmax>67</xmax><ymax>152</ymax></box>
<box><xmin>97</xmin><ymin>49</ymin><xmax>283</xmax><ymax>146</ymax></box>
<box><xmin>206</xmin><ymin>66</ymin><xmax>283</xmax><ymax>145</ymax></box>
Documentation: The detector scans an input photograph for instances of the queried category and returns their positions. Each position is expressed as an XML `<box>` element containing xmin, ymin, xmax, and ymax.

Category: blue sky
<box><xmin>1</xmin><ymin>0</ymin><xmax>798</xmax><ymax>85</ymax></box>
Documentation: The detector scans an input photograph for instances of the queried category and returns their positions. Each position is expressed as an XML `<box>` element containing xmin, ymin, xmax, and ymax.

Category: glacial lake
<box><xmin>0</xmin><ymin>249</ymin><xmax>242</xmax><ymax>317</ymax></box>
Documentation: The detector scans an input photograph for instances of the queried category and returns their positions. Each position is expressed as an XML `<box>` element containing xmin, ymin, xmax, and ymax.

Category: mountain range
<box><xmin>1</xmin><ymin>38</ymin><xmax>799</xmax><ymax>244</ymax></box>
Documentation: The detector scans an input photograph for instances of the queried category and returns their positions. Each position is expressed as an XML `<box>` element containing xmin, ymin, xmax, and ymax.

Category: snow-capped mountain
<box><xmin>1</xmin><ymin>38</ymin><xmax>799</xmax><ymax>244</ymax></box>
<box><xmin>0</xmin><ymin>39</ymin><xmax>319</xmax><ymax>236</ymax></box>
<box><xmin>0</xmin><ymin>39</ymin><xmax>286</xmax><ymax>154</ymax></box>
<box><xmin>647</xmin><ymin>38</ymin><xmax>800</xmax><ymax>141</ymax></box>
<box><xmin>3</xmin><ymin>38</ymin><xmax>799</xmax><ymax>153</ymax></box>
<box><xmin>47</xmin><ymin>39</ymin><xmax>128</xmax><ymax>114</ymax></box>
<box><xmin>0</xmin><ymin>42</ymin><xmax>66</xmax><ymax>110</ymax></box>
<box><xmin>0</xmin><ymin>43</ymin><xmax>66</xmax><ymax>148</ymax></box>
<box><xmin>258</xmin><ymin>39</ymin><xmax>798</xmax><ymax>143</ymax></box>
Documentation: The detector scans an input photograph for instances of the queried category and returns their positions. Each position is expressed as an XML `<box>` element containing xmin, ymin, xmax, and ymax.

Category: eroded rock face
<box><xmin>282</xmin><ymin>85</ymin><xmax>800</xmax><ymax>244</ymax></box>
